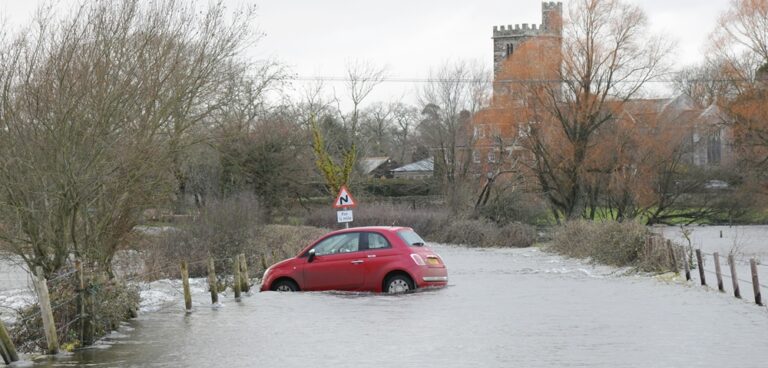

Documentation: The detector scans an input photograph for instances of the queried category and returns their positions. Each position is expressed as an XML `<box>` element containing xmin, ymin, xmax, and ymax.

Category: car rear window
<box><xmin>397</xmin><ymin>230</ymin><xmax>426</xmax><ymax>247</ymax></box>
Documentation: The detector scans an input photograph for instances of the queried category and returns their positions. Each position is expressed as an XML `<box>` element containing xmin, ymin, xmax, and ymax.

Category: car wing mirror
<box><xmin>307</xmin><ymin>249</ymin><xmax>316</xmax><ymax>263</ymax></box>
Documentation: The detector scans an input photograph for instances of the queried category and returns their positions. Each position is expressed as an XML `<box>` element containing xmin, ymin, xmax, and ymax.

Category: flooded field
<box><xmin>655</xmin><ymin>225</ymin><xmax>768</xmax><ymax>259</ymax></box>
<box><xmin>22</xmin><ymin>242</ymin><xmax>768</xmax><ymax>368</ymax></box>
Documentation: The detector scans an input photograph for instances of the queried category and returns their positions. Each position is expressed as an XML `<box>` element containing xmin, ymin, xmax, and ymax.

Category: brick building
<box><xmin>468</xmin><ymin>1</ymin><xmax>731</xmax><ymax>178</ymax></box>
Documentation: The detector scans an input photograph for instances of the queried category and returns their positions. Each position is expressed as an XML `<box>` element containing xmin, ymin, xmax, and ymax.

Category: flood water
<box><xmin>28</xmin><ymin>244</ymin><xmax>768</xmax><ymax>368</ymax></box>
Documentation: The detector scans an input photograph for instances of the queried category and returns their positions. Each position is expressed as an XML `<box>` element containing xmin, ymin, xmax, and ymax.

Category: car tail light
<box><xmin>410</xmin><ymin>254</ymin><xmax>426</xmax><ymax>266</ymax></box>
<box><xmin>426</xmin><ymin>256</ymin><xmax>441</xmax><ymax>266</ymax></box>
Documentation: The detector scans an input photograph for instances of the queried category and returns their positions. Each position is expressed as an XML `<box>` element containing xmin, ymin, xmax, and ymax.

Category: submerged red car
<box><xmin>260</xmin><ymin>226</ymin><xmax>448</xmax><ymax>293</ymax></box>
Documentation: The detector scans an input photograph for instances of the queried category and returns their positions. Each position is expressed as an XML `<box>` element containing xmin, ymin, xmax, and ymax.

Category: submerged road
<box><xmin>32</xmin><ymin>245</ymin><xmax>768</xmax><ymax>367</ymax></box>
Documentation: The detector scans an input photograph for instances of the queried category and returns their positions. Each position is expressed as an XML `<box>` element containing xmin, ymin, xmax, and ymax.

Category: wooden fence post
<box><xmin>728</xmin><ymin>254</ymin><xmax>741</xmax><ymax>299</ymax></box>
<box><xmin>713</xmin><ymin>252</ymin><xmax>724</xmax><ymax>292</ymax></box>
<box><xmin>75</xmin><ymin>260</ymin><xmax>93</xmax><ymax>345</ymax></box>
<box><xmin>207</xmin><ymin>256</ymin><xmax>219</xmax><ymax>305</ymax></box>
<box><xmin>750</xmin><ymin>258</ymin><xmax>762</xmax><ymax>306</ymax></box>
<box><xmin>180</xmin><ymin>261</ymin><xmax>192</xmax><ymax>312</ymax></box>
<box><xmin>0</xmin><ymin>319</ymin><xmax>19</xmax><ymax>364</ymax></box>
<box><xmin>233</xmin><ymin>257</ymin><xmax>241</xmax><ymax>302</ymax></box>
<box><xmin>33</xmin><ymin>266</ymin><xmax>59</xmax><ymax>355</ymax></box>
<box><xmin>695</xmin><ymin>249</ymin><xmax>706</xmax><ymax>286</ymax></box>
<box><xmin>683</xmin><ymin>248</ymin><xmax>691</xmax><ymax>281</ymax></box>
<box><xmin>644</xmin><ymin>236</ymin><xmax>651</xmax><ymax>262</ymax></box>
<box><xmin>239</xmin><ymin>254</ymin><xmax>250</xmax><ymax>293</ymax></box>
<box><xmin>666</xmin><ymin>240</ymin><xmax>677</xmax><ymax>273</ymax></box>
<box><xmin>0</xmin><ymin>339</ymin><xmax>8</xmax><ymax>365</ymax></box>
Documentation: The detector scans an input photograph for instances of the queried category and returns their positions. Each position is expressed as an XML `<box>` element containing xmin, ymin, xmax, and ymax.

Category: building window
<box><xmin>488</xmin><ymin>151</ymin><xmax>497</xmax><ymax>163</ymax></box>
<box><xmin>707</xmin><ymin>130</ymin><xmax>722</xmax><ymax>164</ymax></box>
<box><xmin>506</xmin><ymin>43</ymin><xmax>514</xmax><ymax>57</ymax></box>
<box><xmin>518</xmin><ymin>123</ymin><xmax>531</xmax><ymax>138</ymax></box>
<box><xmin>490</xmin><ymin>124</ymin><xmax>500</xmax><ymax>137</ymax></box>
<box><xmin>472</xmin><ymin>151</ymin><xmax>481</xmax><ymax>163</ymax></box>
<box><xmin>473</xmin><ymin>125</ymin><xmax>486</xmax><ymax>139</ymax></box>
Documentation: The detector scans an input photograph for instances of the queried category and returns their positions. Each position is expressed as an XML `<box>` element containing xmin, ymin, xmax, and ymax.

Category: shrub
<box><xmin>438</xmin><ymin>219</ymin><xmax>492</xmax><ymax>247</ymax></box>
<box><xmin>139</xmin><ymin>193</ymin><xmax>263</xmax><ymax>278</ymax></box>
<box><xmin>251</xmin><ymin>224</ymin><xmax>329</xmax><ymax>271</ymax></box>
<box><xmin>12</xmin><ymin>274</ymin><xmax>139</xmax><ymax>352</ymax></box>
<box><xmin>551</xmin><ymin>220</ymin><xmax>672</xmax><ymax>271</ymax></box>
<box><xmin>302</xmin><ymin>203</ymin><xmax>536</xmax><ymax>248</ymax></box>
<box><xmin>436</xmin><ymin>219</ymin><xmax>535</xmax><ymax>248</ymax></box>
<box><xmin>479</xmin><ymin>191</ymin><xmax>550</xmax><ymax>225</ymax></box>
<box><xmin>359</xmin><ymin>179</ymin><xmax>439</xmax><ymax>197</ymax></box>
<box><xmin>303</xmin><ymin>203</ymin><xmax>451</xmax><ymax>238</ymax></box>
<box><xmin>494</xmin><ymin>223</ymin><xmax>537</xmax><ymax>248</ymax></box>
<box><xmin>137</xmin><ymin>196</ymin><xmax>327</xmax><ymax>281</ymax></box>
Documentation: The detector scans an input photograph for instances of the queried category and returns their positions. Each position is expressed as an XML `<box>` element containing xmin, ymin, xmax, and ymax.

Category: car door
<box><xmin>360</xmin><ymin>232</ymin><xmax>399</xmax><ymax>290</ymax></box>
<box><xmin>302</xmin><ymin>232</ymin><xmax>366</xmax><ymax>291</ymax></box>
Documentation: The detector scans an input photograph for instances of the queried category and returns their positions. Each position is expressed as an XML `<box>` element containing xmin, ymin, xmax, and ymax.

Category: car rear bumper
<box><xmin>422</xmin><ymin>276</ymin><xmax>448</xmax><ymax>282</ymax></box>
<box><xmin>414</xmin><ymin>267</ymin><xmax>448</xmax><ymax>288</ymax></box>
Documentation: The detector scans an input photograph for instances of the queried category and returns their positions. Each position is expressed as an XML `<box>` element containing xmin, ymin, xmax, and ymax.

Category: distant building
<box><xmin>470</xmin><ymin>1</ymin><xmax>730</xmax><ymax>174</ymax></box>
<box><xmin>359</xmin><ymin>157</ymin><xmax>398</xmax><ymax>179</ymax></box>
<box><xmin>391</xmin><ymin>158</ymin><xmax>434</xmax><ymax>180</ymax></box>
<box><xmin>491</xmin><ymin>2</ymin><xmax>563</xmax><ymax>78</ymax></box>
<box><xmin>615</xmin><ymin>95</ymin><xmax>732</xmax><ymax>167</ymax></box>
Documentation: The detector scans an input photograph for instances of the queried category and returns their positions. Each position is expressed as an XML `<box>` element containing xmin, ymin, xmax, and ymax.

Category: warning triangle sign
<box><xmin>333</xmin><ymin>185</ymin><xmax>357</xmax><ymax>208</ymax></box>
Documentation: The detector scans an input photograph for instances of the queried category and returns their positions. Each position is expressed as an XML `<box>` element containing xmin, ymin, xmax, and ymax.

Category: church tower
<box><xmin>492</xmin><ymin>2</ymin><xmax>563</xmax><ymax>78</ymax></box>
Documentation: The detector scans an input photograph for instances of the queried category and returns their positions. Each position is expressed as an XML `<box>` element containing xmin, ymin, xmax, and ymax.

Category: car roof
<box><xmin>325</xmin><ymin>226</ymin><xmax>412</xmax><ymax>235</ymax></box>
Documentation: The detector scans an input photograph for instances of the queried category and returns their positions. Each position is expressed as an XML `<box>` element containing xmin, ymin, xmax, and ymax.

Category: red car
<box><xmin>260</xmin><ymin>226</ymin><xmax>448</xmax><ymax>293</ymax></box>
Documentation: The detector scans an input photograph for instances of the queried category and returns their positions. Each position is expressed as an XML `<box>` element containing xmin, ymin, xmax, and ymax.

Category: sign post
<box><xmin>333</xmin><ymin>185</ymin><xmax>357</xmax><ymax>228</ymax></box>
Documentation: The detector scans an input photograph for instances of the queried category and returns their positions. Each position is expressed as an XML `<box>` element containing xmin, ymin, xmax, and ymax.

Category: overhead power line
<box><xmin>286</xmin><ymin>76</ymin><xmax>755</xmax><ymax>84</ymax></box>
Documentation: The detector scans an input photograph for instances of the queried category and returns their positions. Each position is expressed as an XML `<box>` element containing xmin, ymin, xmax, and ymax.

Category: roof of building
<box><xmin>392</xmin><ymin>158</ymin><xmax>434</xmax><ymax>173</ymax></box>
<box><xmin>359</xmin><ymin>157</ymin><xmax>390</xmax><ymax>175</ymax></box>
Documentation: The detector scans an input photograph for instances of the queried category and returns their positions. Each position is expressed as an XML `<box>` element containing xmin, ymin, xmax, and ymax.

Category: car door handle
<box><xmin>351</xmin><ymin>260</ymin><xmax>364</xmax><ymax>264</ymax></box>
<box><xmin>367</xmin><ymin>254</ymin><xmax>377</xmax><ymax>258</ymax></box>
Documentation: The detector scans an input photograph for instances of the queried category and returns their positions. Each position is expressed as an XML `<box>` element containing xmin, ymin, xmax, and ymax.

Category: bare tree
<box><xmin>711</xmin><ymin>0</ymin><xmax>768</xmax><ymax>179</ymax></box>
<box><xmin>390</xmin><ymin>102</ymin><xmax>421</xmax><ymax>163</ymax></box>
<box><xmin>419</xmin><ymin>60</ymin><xmax>491</xmax><ymax>184</ymax></box>
<box><xmin>335</xmin><ymin>60</ymin><xmax>387</xmax><ymax>137</ymax></box>
<box><xmin>359</xmin><ymin>102</ymin><xmax>396</xmax><ymax>157</ymax></box>
<box><xmin>715</xmin><ymin>0</ymin><xmax>768</xmax><ymax>65</ymax></box>
<box><xmin>672</xmin><ymin>59</ymin><xmax>743</xmax><ymax>106</ymax></box>
<box><xmin>0</xmin><ymin>0</ymin><xmax>258</xmax><ymax>277</ymax></box>
<box><xmin>518</xmin><ymin>0</ymin><xmax>672</xmax><ymax>220</ymax></box>
<box><xmin>474</xmin><ymin>135</ymin><xmax>523</xmax><ymax>210</ymax></box>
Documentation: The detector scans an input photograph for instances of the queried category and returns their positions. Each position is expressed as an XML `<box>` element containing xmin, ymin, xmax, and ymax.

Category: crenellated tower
<box><xmin>492</xmin><ymin>2</ymin><xmax>563</xmax><ymax>78</ymax></box>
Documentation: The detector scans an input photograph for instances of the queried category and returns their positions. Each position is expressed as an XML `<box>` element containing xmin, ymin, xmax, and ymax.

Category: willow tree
<box><xmin>509</xmin><ymin>0</ymin><xmax>672</xmax><ymax>221</ymax></box>
<box><xmin>713</xmin><ymin>0</ymin><xmax>768</xmax><ymax>176</ymax></box>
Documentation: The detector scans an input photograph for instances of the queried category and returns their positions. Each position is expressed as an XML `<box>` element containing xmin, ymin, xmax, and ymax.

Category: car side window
<box><xmin>311</xmin><ymin>233</ymin><xmax>360</xmax><ymax>256</ymax></box>
<box><xmin>368</xmin><ymin>233</ymin><xmax>391</xmax><ymax>250</ymax></box>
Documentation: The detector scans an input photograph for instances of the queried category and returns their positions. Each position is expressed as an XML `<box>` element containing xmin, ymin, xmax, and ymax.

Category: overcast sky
<box><xmin>1</xmin><ymin>0</ymin><xmax>734</xmax><ymax>104</ymax></box>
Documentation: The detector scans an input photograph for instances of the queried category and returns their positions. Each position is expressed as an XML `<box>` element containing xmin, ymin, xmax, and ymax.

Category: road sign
<box><xmin>333</xmin><ymin>185</ymin><xmax>357</xmax><ymax>208</ymax></box>
<box><xmin>337</xmin><ymin>210</ymin><xmax>354</xmax><ymax>223</ymax></box>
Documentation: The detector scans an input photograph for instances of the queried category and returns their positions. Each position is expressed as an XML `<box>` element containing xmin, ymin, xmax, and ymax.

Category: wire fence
<box><xmin>661</xmin><ymin>235</ymin><xmax>767</xmax><ymax>310</ymax></box>
<box><xmin>0</xmin><ymin>251</ymin><xmax>261</xmax><ymax>360</ymax></box>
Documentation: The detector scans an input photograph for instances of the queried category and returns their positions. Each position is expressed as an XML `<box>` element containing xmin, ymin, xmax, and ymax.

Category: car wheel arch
<box><xmin>381</xmin><ymin>270</ymin><xmax>415</xmax><ymax>292</ymax></box>
<box><xmin>270</xmin><ymin>277</ymin><xmax>301</xmax><ymax>291</ymax></box>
